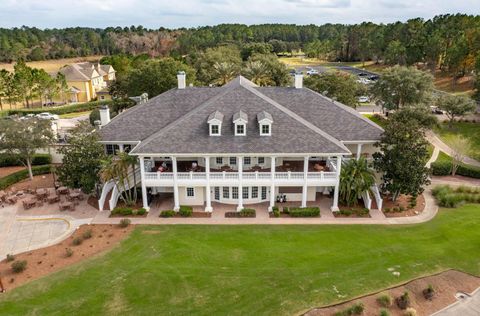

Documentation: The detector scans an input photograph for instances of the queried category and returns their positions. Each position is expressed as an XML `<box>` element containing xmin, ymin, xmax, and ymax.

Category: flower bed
<box><xmin>270</xmin><ymin>206</ymin><xmax>320</xmax><ymax>218</ymax></box>
<box><xmin>110</xmin><ymin>207</ymin><xmax>148</xmax><ymax>217</ymax></box>
<box><xmin>432</xmin><ymin>185</ymin><xmax>480</xmax><ymax>208</ymax></box>
<box><xmin>225</xmin><ymin>208</ymin><xmax>256</xmax><ymax>218</ymax></box>
<box><xmin>335</xmin><ymin>207</ymin><xmax>370</xmax><ymax>218</ymax></box>
<box><xmin>0</xmin><ymin>165</ymin><xmax>51</xmax><ymax>190</ymax></box>
<box><xmin>382</xmin><ymin>194</ymin><xmax>425</xmax><ymax>217</ymax></box>
<box><xmin>160</xmin><ymin>206</ymin><xmax>211</xmax><ymax>218</ymax></box>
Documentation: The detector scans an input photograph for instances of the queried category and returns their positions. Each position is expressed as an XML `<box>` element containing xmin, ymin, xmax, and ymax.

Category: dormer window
<box><xmin>233</xmin><ymin>110</ymin><xmax>248</xmax><ymax>136</ymax></box>
<box><xmin>208</xmin><ymin>111</ymin><xmax>224</xmax><ymax>136</ymax></box>
<box><xmin>257</xmin><ymin>111</ymin><xmax>273</xmax><ymax>136</ymax></box>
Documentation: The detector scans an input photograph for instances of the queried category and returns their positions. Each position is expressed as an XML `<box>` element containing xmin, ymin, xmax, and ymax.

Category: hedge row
<box><xmin>0</xmin><ymin>154</ymin><xmax>51</xmax><ymax>167</ymax></box>
<box><xmin>111</xmin><ymin>207</ymin><xmax>147</xmax><ymax>216</ymax></box>
<box><xmin>288</xmin><ymin>207</ymin><xmax>320</xmax><ymax>217</ymax></box>
<box><xmin>5</xmin><ymin>100</ymin><xmax>115</xmax><ymax>116</ymax></box>
<box><xmin>0</xmin><ymin>165</ymin><xmax>51</xmax><ymax>190</ymax></box>
<box><xmin>431</xmin><ymin>152</ymin><xmax>480</xmax><ymax>179</ymax></box>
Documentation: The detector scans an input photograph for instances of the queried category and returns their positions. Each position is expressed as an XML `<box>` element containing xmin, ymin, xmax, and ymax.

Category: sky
<box><xmin>0</xmin><ymin>0</ymin><xmax>479</xmax><ymax>29</ymax></box>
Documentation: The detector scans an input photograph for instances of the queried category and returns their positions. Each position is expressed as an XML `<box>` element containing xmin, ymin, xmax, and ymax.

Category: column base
<box><xmin>174</xmin><ymin>206</ymin><xmax>180</xmax><ymax>212</ymax></box>
<box><xmin>236</xmin><ymin>206</ymin><xmax>244</xmax><ymax>212</ymax></box>
<box><xmin>330</xmin><ymin>206</ymin><xmax>339</xmax><ymax>212</ymax></box>
<box><xmin>268</xmin><ymin>206</ymin><xmax>273</xmax><ymax>212</ymax></box>
<box><xmin>143</xmin><ymin>206</ymin><xmax>150</xmax><ymax>212</ymax></box>
<box><xmin>204</xmin><ymin>206</ymin><xmax>213</xmax><ymax>212</ymax></box>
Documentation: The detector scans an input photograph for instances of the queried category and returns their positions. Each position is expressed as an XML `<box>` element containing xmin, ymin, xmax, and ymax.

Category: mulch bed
<box><xmin>163</xmin><ymin>212</ymin><xmax>212</xmax><ymax>218</ymax></box>
<box><xmin>0</xmin><ymin>166</ymin><xmax>25</xmax><ymax>178</ymax></box>
<box><xmin>383</xmin><ymin>194</ymin><xmax>426</xmax><ymax>218</ymax></box>
<box><xmin>305</xmin><ymin>269</ymin><xmax>480</xmax><ymax>316</ymax></box>
<box><xmin>225</xmin><ymin>212</ymin><xmax>256</xmax><ymax>218</ymax></box>
<box><xmin>109</xmin><ymin>213</ymin><xmax>148</xmax><ymax>218</ymax></box>
<box><xmin>334</xmin><ymin>204</ymin><xmax>371</xmax><ymax>218</ymax></box>
<box><xmin>0</xmin><ymin>224</ymin><xmax>133</xmax><ymax>292</ymax></box>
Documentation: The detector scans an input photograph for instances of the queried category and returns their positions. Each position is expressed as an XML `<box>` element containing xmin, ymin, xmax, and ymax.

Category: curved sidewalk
<box><xmin>426</xmin><ymin>131</ymin><xmax>480</xmax><ymax>168</ymax></box>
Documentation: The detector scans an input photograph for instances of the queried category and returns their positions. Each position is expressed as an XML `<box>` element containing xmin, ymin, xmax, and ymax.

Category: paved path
<box><xmin>426</xmin><ymin>131</ymin><xmax>480</xmax><ymax>168</ymax></box>
<box><xmin>0</xmin><ymin>204</ymin><xmax>92</xmax><ymax>260</ymax></box>
<box><xmin>432</xmin><ymin>287</ymin><xmax>480</xmax><ymax>316</ymax></box>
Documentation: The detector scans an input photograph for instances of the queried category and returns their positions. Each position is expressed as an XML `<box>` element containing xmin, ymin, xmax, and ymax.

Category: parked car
<box><xmin>358</xmin><ymin>96</ymin><xmax>370</xmax><ymax>103</ymax></box>
<box><xmin>358</xmin><ymin>72</ymin><xmax>369</xmax><ymax>77</ymax></box>
<box><xmin>36</xmin><ymin>112</ymin><xmax>59</xmax><ymax>120</ymax></box>
<box><xmin>356</xmin><ymin>78</ymin><xmax>372</xmax><ymax>85</ymax></box>
<box><xmin>368</xmin><ymin>75</ymin><xmax>380</xmax><ymax>81</ymax></box>
<box><xmin>430</xmin><ymin>106</ymin><xmax>444</xmax><ymax>115</ymax></box>
<box><xmin>306</xmin><ymin>69</ymin><xmax>319</xmax><ymax>75</ymax></box>
<box><xmin>19</xmin><ymin>114</ymin><xmax>35</xmax><ymax>120</ymax></box>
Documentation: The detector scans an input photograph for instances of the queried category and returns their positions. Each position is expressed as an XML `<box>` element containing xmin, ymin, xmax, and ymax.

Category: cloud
<box><xmin>0</xmin><ymin>0</ymin><xmax>477</xmax><ymax>28</ymax></box>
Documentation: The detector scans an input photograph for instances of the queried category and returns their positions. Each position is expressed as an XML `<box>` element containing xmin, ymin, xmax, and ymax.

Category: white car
<box><xmin>357</xmin><ymin>78</ymin><xmax>372</xmax><ymax>85</ymax></box>
<box><xmin>19</xmin><ymin>114</ymin><xmax>36</xmax><ymax>120</ymax></box>
<box><xmin>358</xmin><ymin>96</ymin><xmax>370</xmax><ymax>103</ymax></box>
<box><xmin>306</xmin><ymin>69</ymin><xmax>319</xmax><ymax>75</ymax></box>
<box><xmin>36</xmin><ymin>112</ymin><xmax>59</xmax><ymax>120</ymax></box>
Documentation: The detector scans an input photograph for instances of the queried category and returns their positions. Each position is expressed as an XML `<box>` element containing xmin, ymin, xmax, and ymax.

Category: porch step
<box><xmin>103</xmin><ymin>191</ymin><xmax>112</xmax><ymax>211</ymax></box>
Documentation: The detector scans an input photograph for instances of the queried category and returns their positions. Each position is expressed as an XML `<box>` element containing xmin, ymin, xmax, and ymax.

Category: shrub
<box><xmin>403</xmin><ymin>308</ymin><xmax>417</xmax><ymax>316</ymax></box>
<box><xmin>272</xmin><ymin>206</ymin><xmax>280</xmax><ymax>217</ymax></box>
<box><xmin>72</xmin><ymin>237</ymin><xmax>83</xmax><ymax>246</ymax></box>
<box><xmin>384</xmin><ymin>207</ymin><xmax>391</xmax><ymax>213</ymax></box>
<box><xmin>82</xmin><ymin>229</ymin><xmax>92</xmax><ymax>239</ymax></box>
<box><xmin>379</xmin><ymin>309</ymin><xmax>390</xmax><ymax>316</ymax></box>
<box><xmin>282</xmin><ymin>206</ymin><xmax>289</xmax><ymax>214</ymax></box>
<box><xmin>119</xmin><ymin>218</ymin><xmax>131</xmax><ymax>227</ymax></box>
<box><xmin>431</xmin><ymin>153</ymin><xmax>480</xmax><ymax>179</ymax></box>
<box><xmin>288</xmin><ymin>207</ymin><xmax>320</xmax><ymax>217</ymax></box>
<box><xmin>399</xmin><ymin>206</ymin><xmax>405</xmax><ymax>212</ymax></box>
<box><xmin>0</xmin><ymin>153</ymin><xmax>51</xmax><ymax>167</ymax></box>
<box><xmin>136</xmin><ymin>208</ymin><xmax>147</xmax><ymax>216</ymax></box>
<box><xmin>6</xmin><ymin>254</ymin><xmax>15</xmax><ymax>262</ymax></box>
<box><xmin>432</xmin><ymin>185</ymin><xmax>480</xmax><ymax>207</ymax></box>
<box><xmin>179</xmin><ymin>205</ymin><xmax>193</xmax><ymax>217</ymax></box>
<box><xmin>0</xmin><ymin>165</ymin><xmax>51</xmax><ymax>190</ymax></box>
<box><xmin>160</xmin><ymin>210</ymin><xmax>176</xmax><ymax>218</ymax></box>
<box><xmin>423</xmin><ymin>284</ymin><xmax>435</xmax><ymax>300</ymax></box>
<box><xmin>396</xmin><ymin>292</ymin><xmax>411</xmax><ymax>310</ymax></box>
<box><xmin>65</xmin><ymin>248</ymin><xmax>73</xmax><ymax>257</ymax></box>
<box><xmin>376</xmin><ymin>293</ymin><xmax>393</xmax><ymax>307</ymax></box>
<box><xmin>11</xmin><ymin>260</ymin><xmax>27</xmax><ymax>273</ymax></box>
<box><xmin>239</xmin><ymin>208</ymin><xmax>256</xmax><ymax>217</ymax></box>
<box><xmin>334</xmin><ymin>302</ymin><xmax>364</xmax><ymax>316</ymax></box>
<box><xmin>111</xmin><ymin>207</ymin><xmax>134</xmax><ymax>216</ymax></box>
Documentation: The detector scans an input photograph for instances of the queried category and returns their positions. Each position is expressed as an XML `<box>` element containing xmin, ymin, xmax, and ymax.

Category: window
<box><xmin>232</xmin><ymin>187</ymin><xmax>238</xmax><ymax>199</ymax></box>
<box><xmin>252</xmin><ymin>187</ymin><xmax>258</xmax><ymax>198</ymax></box>
<box><xmin>123</xmin><ymin>144</ymin><xmax>132</xmax><ymax>153</ymax></box>
<box><xmin>186</xmin><ymin>187</ymin><xmax>195</xmax><ymax>198</ymax></box>
<box><xmin>261</xmin><ymin>187</ymin><xmax>267</xmax><ymax>200</ymax></box>
<box><xmin>223</xmin><ymin>187</ymin><xmax>230</xmax><ymax>199</ymax></box>
<box><xmin>216</xmin><ymin>157</ymin><xmax>223</xmax><ymax>165</ymax></box>
<box><xmin>244</xmin><ymin>157</ymin><xmax>251</xmax><ymax>165</ymax></box>
<box><xmin>229</xmin><ymin>157</ymin><xmax>237</xmax><ymax>165</ymax></box>
<box><xmin>258</xmin><ymin>157</ymin><xmax>265</xmax><ymax>164</ymax></box>
<box><xmin>243</xmin><ymin>187</ymin><xmax>249</xmax><ymax>199</ymax></box>
<box><xmin>106</xmin><ymin>144</ymin><xmax>119</xmax><ymax>155</ymax></box>
<box><xmin>235</xmin><ymin>124</ymin><xmax>246</xmax><ymax>136</ymax></box>
<box><xmin>214</xmin><ymin>187</ymin><xmax>220</xmax><ymax>200</ymax></box>
<box><xmin>260</xmin><ymin>124</ymin><xmax>270</xmax><ymax>135</ymax></box>
<box><xmin>210</xmin><ymin>124</ymin><xmax>220</xmax><ymax>135</ymax></box>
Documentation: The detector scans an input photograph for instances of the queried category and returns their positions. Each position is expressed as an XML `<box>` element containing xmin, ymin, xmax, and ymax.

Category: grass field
<box><xmin>59</xmin><ymin>110</ymin><xmax>92</xmax><ymax>119</ymax></box>
<box><xmin>0</xmin><ymin>56</ymin><xmax>103</xmax><ymax>73</ymax></box>
<box><xmin>435</xmin><ymin>122</ymin><xmax>480</xmax><ymax>161</ymax></box>
<box><xmin>0</xmin><ymin>205</ymin><xmax>479</xmax><ymax>315</ymax></box>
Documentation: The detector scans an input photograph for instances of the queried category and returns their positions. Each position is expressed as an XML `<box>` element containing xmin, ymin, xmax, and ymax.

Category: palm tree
<box><xmin>243</xmin><ymin>60</ymin><xmax>273</xmax><ymax>86</ymax></box>
<box><xmin>99</xmin><ymin>154</ymin><xmax>137</xmax><ymax>207</ymax></box>
<box><xmin>212</xmin><ymin>62</ymin><xmax>238</xmax><ymax>86</ymax></box>
<box><xmin>339</xmin><ymin>158</ymin><xmax>376</xmax><ymax>207</ymax></box>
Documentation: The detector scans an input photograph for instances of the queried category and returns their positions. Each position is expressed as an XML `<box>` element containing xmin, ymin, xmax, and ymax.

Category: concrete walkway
<box><xmin>426</xmin><ymin>131</ymin><xmax>480</xmax><ymax>167</ymax></box>
<box><xmin>432</xmin><ymin>287</ymin><xmax>480</xmax><ymax>316</ymax></box>
<box><xmin>91</xmin><ymin>189</ymin><xmax>437</xmax><ymax>225</ymax></box>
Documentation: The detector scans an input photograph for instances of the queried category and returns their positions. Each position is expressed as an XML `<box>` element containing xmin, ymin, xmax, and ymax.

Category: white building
<box><xmin>98</xmin><ymin>73</ymin><xmax>383</xmax><ymax>213</ymax></box>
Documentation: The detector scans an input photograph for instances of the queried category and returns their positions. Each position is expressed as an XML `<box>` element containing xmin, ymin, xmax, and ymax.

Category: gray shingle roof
<box><xmin>233</xmin><ymin>110</ymin><xmax>248</xmax><ymax>122</ymax></box>
<box><xmin>101</xmin><ymin>76</ymin><xmax>383</xmax><ymax>155</ymax></box>
<box><xmin>208</xmin><ymin>110</ymin><xmax>224</xmax><ymax>122</ymax></box>
<box><xmin>257</xmin><ymin>111</ymin><xmax>273</xmax><ymax>122</ymax></box>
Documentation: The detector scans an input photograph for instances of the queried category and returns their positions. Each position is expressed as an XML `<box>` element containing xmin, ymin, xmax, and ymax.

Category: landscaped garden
<box><xmin>0</xmin><ymin>204</ymin><xmax>479</xmax><ymax>315</ymax></box>
<box><xmin>434</xmin><ymin>121</ymin><xmax>480</xmax><ymax>161</ymax></box>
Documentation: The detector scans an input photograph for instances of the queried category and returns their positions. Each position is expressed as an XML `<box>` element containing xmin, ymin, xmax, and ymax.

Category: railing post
<box><xmin>331</xmin><ymin>156</ymin><xmax>342</xmax><ymax>212</ymax></box>
<box><xmin>205</xmin><ymin>156</ymin><xmax>212</xmax><ymax>212</ymax></box>
<box><xmin>255</xmin><ymin>171</ymin><xmax>258</xmax><ymax>180</ymax></box>
<box><xmin>321</xmin><ymin>171</ymin><xmax>324</xmax><ymax>181</ymax></box>
<box><xmin>237</xmin><ymin>156</ymin><xmax>243</xmax><ymax>212</ymax></box>
<box><xmin>302</xmin><ymin>156</ymin><xmax>308</xmax><ymax>208</ymax></box>
<box><xmin>172</xmin><ymin>156</ymin><xmax>180</xmax><ymax>211</ymax></box>
<box><xmin>269</xmin><ymin>156</ymin><xmax>276</xmax><ymax>212</ymax></box>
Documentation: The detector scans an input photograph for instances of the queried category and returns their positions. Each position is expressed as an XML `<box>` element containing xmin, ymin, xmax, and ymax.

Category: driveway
<box><xmin>432</xmin><ymin>288</ymin><xmax>480</xmax><ymax>316</ymax></box>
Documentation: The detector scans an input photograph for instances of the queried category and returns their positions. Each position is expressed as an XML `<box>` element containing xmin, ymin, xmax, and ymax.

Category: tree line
<box><xmin>0</xmin><ymin>61</ymin><xmax>68</xmax><ymax>110</ymax></box>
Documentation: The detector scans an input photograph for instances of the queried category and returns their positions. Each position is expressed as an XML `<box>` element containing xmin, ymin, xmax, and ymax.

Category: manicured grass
<box><xmin>363</xmin><ymin>113</ymin><xmax>387</xmax><ymax>128</ymax></box>
<box><xmin>59</xmin><ymin>110</ymin><xmax>92</xmax><ymax>119</ymax></box>
<box><xmin>1</xmin><ymin>205</ymin><xmax>480</xmax><ymax>315</ymax></box>
<box><xmin>435</xmin><ymin>122</ymin><xmax>480</xmax><ymax>161</ymax></box>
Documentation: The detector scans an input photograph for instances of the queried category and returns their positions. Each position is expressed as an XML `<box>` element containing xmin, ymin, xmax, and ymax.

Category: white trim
<box><xmin>235</xmin><ymin>123</ymin><xmax>246</xmax><ymax>136</ymax></box>
<box><xmin>132</xmin><ymin>152</ymin><xmax>353</xmax><ymax>157</ymax></box>
<box><xmin>209</xmin><ymin>123</ymin><xmax>221</xmax><ymax>136</ymax></box>
<box><xmin>259</xmin><ymin>123</ymin><xmax>271</xmax><ymax>136</ymax></box>
<box><xmin>186</xmin><ymin>187</ymin><xmax>195</xmax><ymax>198</ymax></box>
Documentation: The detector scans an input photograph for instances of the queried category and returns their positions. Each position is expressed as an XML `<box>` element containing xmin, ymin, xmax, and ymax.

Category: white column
<box><xmin>356</xmin><ymin>143</ymin><xmax>363</xmax><ymax>160</ymax></box>
<box><xmin>172</xmin><ymin>156</ymin><xmax>180</xmax><ymax>211</ymax></box>
<box><xmin>331</xmin><ymin>156</ymin><xmax>342</xmax><ymax>212</ymax></box>
<box><xmin>139</xmin><ymin>156</ymin><xmax>149</xmax><ymax>211</ymax></box>
<box><xmin>237</xmin><ymin>156</ymin><xmax>243</xmax><ymax>212</ymax></box>
<box><xmin>301</xmin><ymin>156</ymin><xmax>308</xmax><ymax>208</ymax></box>
<box><xmin>205</xmin><ymin>157</ymin><xmax>212</xmax><ymax>212</ymax></box>
<box><xmin>269</xmin><ymin>156</ymin><xmax>276</xmax><ymax>212</ymax></box>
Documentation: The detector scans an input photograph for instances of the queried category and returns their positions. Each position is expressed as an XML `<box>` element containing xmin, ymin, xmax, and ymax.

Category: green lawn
<box><xmin>1</xmin><ymin>205</ymin><xmax>480</xmax><ymax>315</ymax></box>
<box><xmin>363</xmin><ymin>113</ymin><xmax>387</xmax><ymax>128</ymax></box>
<box><xmin>59</xmin><ymin>110</ymin><xmax>92</xmax><ymax>119</ymax></box>
<box><xmin>434</xmin><ymin>122</ymin><xmax>480</xmax><ymax>160</ymax></box>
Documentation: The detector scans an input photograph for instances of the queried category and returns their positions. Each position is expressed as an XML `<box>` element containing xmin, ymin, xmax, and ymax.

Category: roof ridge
<box><xmin>305</xmin><ymin>87</ymin><xmax>385</xmax><ymax>133</ymax></box>
<box><xmin>131</xmin><ymin>84</ymin><xmax>238</xmax><ymax>154</ymax></box>
<box><xmin>244</xmin><ymin>85</ymin><xmax>350</xmax><ymax>152</ymax></box>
